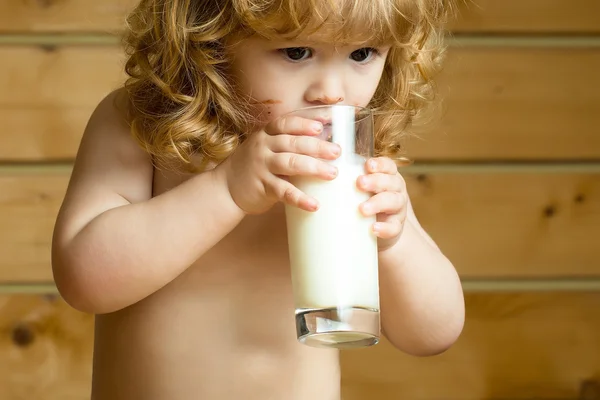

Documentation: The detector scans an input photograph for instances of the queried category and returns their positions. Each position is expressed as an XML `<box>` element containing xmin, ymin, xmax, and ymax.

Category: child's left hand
<box><xmin>357</xmin><ymin>157</ymin><xmax>408</xmax><ymax>252</ymax></box>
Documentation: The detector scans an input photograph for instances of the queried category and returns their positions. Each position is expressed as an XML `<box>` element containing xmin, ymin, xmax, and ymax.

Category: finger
<box><xmin>268</xmin><ymin>178</ymin><xmax>319</xmax><ymax>212</ymax></box>
<box><xmin>376</xmin><ymin>207</ymin><xmax>407</xmax><ymax>225</ymax></box>
<box><xmin>366</xmin><ymin>157</ymin><xmax>400</xmax><ymax>175</ymax></box>
<box><xmin>360</xmin><ymin>191</ymin><xmax>406</xmax><ymax>217</ymax></box>
<box><xmin>269</xmin><ymin>135</ymin><xmax>341</xmax><ymax>160</ymax></box>
<box><xmin>264</xmin><ymin>115</ymin><xmax>323</xmax><ymax>136</ymax></box>
<box><xmin>268</xmin><ymin>153</ymin><xmax>338</xmax><ymax>180</ymax></box>
<box><xmin>373</xmin><ymin>217</ymin><xmax>404</xmax><ymax>239</ymax></box>
<box><xmin>357</xmin><ymin>172</ymin><xmax>405</xmax><ymax>194</ymax></box>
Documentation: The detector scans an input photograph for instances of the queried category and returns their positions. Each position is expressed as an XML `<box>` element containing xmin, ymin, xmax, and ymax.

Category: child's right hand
<box><xmin>219</xmin><ymin>116</ymin><xmax>341</xmax><ymax>215</ymax></box>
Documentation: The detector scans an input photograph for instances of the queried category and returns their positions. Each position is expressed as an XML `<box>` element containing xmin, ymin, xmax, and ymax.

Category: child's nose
<box><xmin>304</xmin><ymin>74</ymin><xmax>345</xmax><ymax>105</ymax></box>
<box><xmin>313</xmin><ymin>95</ymin><xmax>345</xmax><ymax>105</ymax></box>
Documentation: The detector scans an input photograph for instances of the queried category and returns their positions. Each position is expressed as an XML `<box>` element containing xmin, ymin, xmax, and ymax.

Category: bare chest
<box><xmin>90</xmin><ymin>167</ymin><xmax>340</xmax><ymax>400</ymax></box>
<box><xmin>152</xmin><ymin>165</ymin><xmax>294</xmax><ymax>298</ymax></box>
<box><xmin>154</xmin><ymin>164</ymin><xmax>291</xmax><ymax>251</ymax></box>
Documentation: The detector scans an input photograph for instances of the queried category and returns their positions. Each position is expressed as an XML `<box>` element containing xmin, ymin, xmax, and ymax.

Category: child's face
<box><xmin>226</xmin><ymin>34</ymin><xmax>391</xmax><ymax>129</ymax></box>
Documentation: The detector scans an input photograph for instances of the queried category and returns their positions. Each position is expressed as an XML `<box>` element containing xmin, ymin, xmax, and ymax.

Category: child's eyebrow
<box><xmin>275</xmin><ymin>39</ymin><xmax>385</xmax><ymax>48</ymax></box>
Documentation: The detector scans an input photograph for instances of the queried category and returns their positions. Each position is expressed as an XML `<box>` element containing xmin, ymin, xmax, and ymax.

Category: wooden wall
<box><xmin>1</xmin><ymin>1</ymin><xmax>599</xmax><ymax>398</ymax></box>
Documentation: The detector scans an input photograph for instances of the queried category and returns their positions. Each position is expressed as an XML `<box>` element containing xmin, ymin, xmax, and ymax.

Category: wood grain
<box><xmin>0</xmin><ymin>46</ymin><xmax>125</xmax><ymax>161</ymax></box>
<box><xmin>0</xmin><ymin>0</ymin><xmax>136</xmax><ymax>33</ymax></box>
<box><xmin>341</xmin><ymin>292</ymin><xmax>600</xmax><ymax>400</ymax></box>
<box><xmin>404</xmin><ymin>47</ymin><xmax>600</xmax><ymax>161</ymax></box>
<box><xmin>0</xmin><ymin>168</ymin><xmax>598</xmax><ymax>283</ymax></box>
<box><xmin>0</xmin><ymin>0</ymin><xmax>598</xmax><ymax>33</ymax></box>
<box><xmin>2</xmin><ymin>293</ymin><xmax>599</xmax><ymax>399</ymax></box>
<box><xmin>449</xmin><ymin>0</ymin><xmax>600</xmax><ymax>33</ymax></box>
<box><xmin>405</xmin><ymin>170</ymin><xmax>600</xmax><ymax>278</ymax></box>
<box><xmin>1</xmin><ymin>45</ymin><xmax>599</xmax><ymax>161</ymax></box>
<box><xmin>0</xmin><ymin>170</ymin><xmax>68</xmax><ymax>283</ymax></box>
<box><xmin>0</xmin><ymin>294</ymin><xmax>93</xmax><ymax>400</ymax></box>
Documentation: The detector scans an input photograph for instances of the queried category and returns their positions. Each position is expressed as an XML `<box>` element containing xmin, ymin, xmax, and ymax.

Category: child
<box><xmin>52</xmin><ymin>0</ymin><xmax>465</xmax><ymax>398</ymax></box>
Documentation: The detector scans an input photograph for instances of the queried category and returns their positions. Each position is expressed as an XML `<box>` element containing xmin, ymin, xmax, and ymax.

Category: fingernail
<box><xmin>307</xmin><ymin>198</ymin><xmax>319</xmax><ymax>210</ymax></box>
<box><xmin>331</xmin><ymin>145</ymin><xmax>341</xmax><ymax>156</ymax></box>
<box><xmin>312</xmin><ymin>122</ymin><xmax>323</xmax><ymax>133</ymax></box>
<box><xmin>358</xmin><ymin>176</ymin><xmax>368</xmax><ymax>188</ymax></box>
<box><xmin>362</xmin><ymin>203</ymin><xmax>372</xmax><ymax>214</ymax></box>
<box><xmin>369</xmin><ymin>159</ymin><xmax>377</xmax><ymax>171</ymax></box>
<box><xmin>373</xmin><ymin>223</ymin><xmax>382</xmax><ymax>236</ymax></box>
<box><xmin>328</xmin><ymin>166</ymin><xmax>338</xmax><ymax>177</ymax></box>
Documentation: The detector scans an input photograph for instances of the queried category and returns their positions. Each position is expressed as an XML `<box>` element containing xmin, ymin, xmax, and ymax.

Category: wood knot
<box><xmin>575</xmin><ymin>194</ymin><xmax>585</xmax><ymax>204</ymax></box>
<box><xmin>416</xmin><ymin>174</ymin><xmax>428</xmax><ymax>183</ymax></box>
<box><xmin>39</xmin><ymin>44</ymin><xmax>57</xmax><ymax>53</ymax></box>
<box><xmin>12</xmin><ymin>324</ymin><xmax>35</xmax><ymax>348</ymax></box>
<box><xmin>543</xmin><ymin>205</ymin><xmax>557</xmax><ymax>218</ymax></box>
<box><xmin>43</xmin><ymin>293</ymin><xmax>60</xmax><ymax>302</ymax></box>
<box><xmin>36</xmin><ymin>0</ymin><xmax>54</xmax><ymax>8</ymax></box>
<box><xmin>579</xmin><ymin>379</ymin><xmax>600</xmax><ymax>400</ymax></box>
<box><xmin>37</xmin><ymin>192</ymin><xmax>50</xmax><ymax>201</ymax></box>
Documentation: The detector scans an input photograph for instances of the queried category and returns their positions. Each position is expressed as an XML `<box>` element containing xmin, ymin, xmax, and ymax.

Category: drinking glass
<box><xmin>282</xmin><ymin>105</ymin><xmax>380</xmax><ymax>349</ymax></box>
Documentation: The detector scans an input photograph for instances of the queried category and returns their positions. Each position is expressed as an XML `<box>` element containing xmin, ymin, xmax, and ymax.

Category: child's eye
<box><xmin>350</xmin><ymin>48</ymin><xmax>377</xmax><ymax>63</ymax></box>
<box><xmin>280</xmin><ymin>47</ymin><xmax>312</xmax><ymax>61</ymax></box>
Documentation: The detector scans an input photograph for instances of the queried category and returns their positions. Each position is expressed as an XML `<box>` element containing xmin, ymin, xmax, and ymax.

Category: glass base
<box><xmin>295</xmin><ymin>307</ymin><xmax>380</xmax><ymax>349</ymax></box>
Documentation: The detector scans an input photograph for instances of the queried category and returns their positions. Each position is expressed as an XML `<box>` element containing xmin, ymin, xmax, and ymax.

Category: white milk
<box><xmin>285</xmin><ymin>156</ymin><xmax>380</xmax><ymax>311</ymax></box>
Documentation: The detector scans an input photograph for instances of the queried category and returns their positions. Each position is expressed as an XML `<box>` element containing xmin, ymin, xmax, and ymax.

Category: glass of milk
<box><xmin>282</xmin><ymin>105</ymin><xmax>380</xmax><ymax>349</ymax></box>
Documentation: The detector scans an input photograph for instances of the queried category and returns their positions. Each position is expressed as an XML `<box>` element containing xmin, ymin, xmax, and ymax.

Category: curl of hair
<box><xmin>364</xmin><ymin>0</ymin><xmax>454</xmax><ymax>163</ymax></box>
<box><xmin>122</xmin><ymin>0</ymin><xmax>455</xmax><ymax>172</ymax></box>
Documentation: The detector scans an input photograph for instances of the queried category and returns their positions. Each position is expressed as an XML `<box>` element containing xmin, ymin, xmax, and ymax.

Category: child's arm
<box><xmin>51</xmin><ymin>90</ymin><xmax>245</xmax><ymax>314</ymax></box>
<box><xmin>52</xmin><ymin>90</ymin><xmax>339</xmax><ymax>315</ymax></box>
<box><xmin>356</xmin><ymin>156</ymin><xmax>464</xmax><ymax>356</ymax></box>
<box><xmin>378</xmin><ymin>197</ymin><xmax>465</xmax><ymax>356</ymax></box>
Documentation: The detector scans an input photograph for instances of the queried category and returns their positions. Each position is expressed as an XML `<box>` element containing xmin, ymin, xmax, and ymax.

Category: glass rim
<box><xmin>280</xmin><ymin>104</ymin><xmax>373</xmax><ymax>125</ymax></box>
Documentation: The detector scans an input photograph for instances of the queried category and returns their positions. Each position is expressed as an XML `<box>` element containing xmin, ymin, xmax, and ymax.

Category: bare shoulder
<box><xmin>76</xmin><ymin>87</ymin><xmax>153</xmax><ymax>186</ymax></box>
<box><xmin>53</xmin><ymin>88</ymin><xmax>154</xmax><ymax>245</ymax></box>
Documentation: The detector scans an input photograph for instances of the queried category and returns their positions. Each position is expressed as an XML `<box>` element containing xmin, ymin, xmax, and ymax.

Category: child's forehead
<box><xmin>249</xmin><ymin>20</ymin><xmax>398</xmax><ymax>48</ymax></box>
<box><xmin>235</xmin><ymin>0</ymin><xmax>413</xmax><ymax>46</ymax></box>
<box><xmin>269</xmin><ymin>29</ymin><xmax>389</xmax><ymax>47</ymax></box>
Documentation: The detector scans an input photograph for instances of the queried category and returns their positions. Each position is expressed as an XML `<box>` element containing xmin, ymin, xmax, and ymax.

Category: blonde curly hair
<box><xmin>122</xmin><ymin>0</ymin><xmax>454</xmax><ymax>172</ymax></box>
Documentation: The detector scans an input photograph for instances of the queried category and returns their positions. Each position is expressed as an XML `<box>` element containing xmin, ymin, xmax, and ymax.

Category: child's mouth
<box><xmin>319</xmin><ymin>123</ymin><xmax>333</xmax><ymax>141</ymax></box>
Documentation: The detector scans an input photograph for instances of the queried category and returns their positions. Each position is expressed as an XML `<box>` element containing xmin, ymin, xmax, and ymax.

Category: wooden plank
<box><xmin>0</xmin><ymin>168</ymin><xmax>599</xmax><ymax>283</ymax></box>
<box><xmin>0</xmin><ymin>45</ymin><xmax>126</xmax><ymax>161</ymax></box>
<box><xmin>0</xmin><ymin>0</ymin><xmax>136</xmax><ymax>33</ymax></box>
<box><xmin>0</xmin><ymin>170</ymin><xmax>69</xmax><ymax>282</ymax></box>
<box><xmin>449</xmin><ymin>0</ymin><xmax>600</xmax><ymax>33</ymax></box>
<box><xmin>405</xmin><ymin>170</ymin><xmax>600</xmax><ymax>278</ymax></box>
<box><xmin>340</xmin><ymin>292</ymin><xmax>600</xmax><ymax>400</ymax></box>
<box><xmin>0</xmin><ymin>294</ymin><xmax>93</xmax><ymax>400</ymax></box>
<box><xmin>0</xmin><ymin>0</ymin><xmax>598</xmax><ymax>34</ymax></box>
<box><xmin>1</xmin><ymin>292</ymin><xmax>599</xmax><ymax>399</ymax></box>
<box><xmin>405</xmin><ymin>46</ymin><xmax>600</xmax><ymax>161</ymax></box>
<box><xmin>2</xmin><ymin>45</ymin><xmax>599</xmax><ymax>161</ymax></box>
